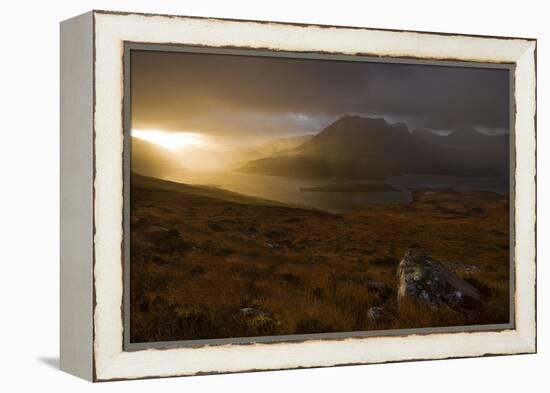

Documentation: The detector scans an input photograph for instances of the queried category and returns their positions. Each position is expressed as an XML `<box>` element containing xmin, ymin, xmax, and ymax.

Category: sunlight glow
<box><xmin>132</xmin><ymin>129</ymin><xmax>208</xmax><ymax>151</ymax></box>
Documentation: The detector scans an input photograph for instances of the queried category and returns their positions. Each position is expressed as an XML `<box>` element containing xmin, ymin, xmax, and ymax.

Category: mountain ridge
<box><xmin>237</xmin><ymin>115</ymin><xmax>509</xmax><ymax>179</ymax></box>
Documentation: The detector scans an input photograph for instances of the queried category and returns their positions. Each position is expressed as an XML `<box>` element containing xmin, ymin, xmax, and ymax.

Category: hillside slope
<box><xmin>132</xmin><ymin>173</ymin><xmax>306</xmax><ymax>209</ymax></box>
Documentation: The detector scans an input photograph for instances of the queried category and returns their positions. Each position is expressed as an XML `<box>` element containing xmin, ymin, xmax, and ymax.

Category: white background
<box><xmin>0</xmin><ymin>0</ymin><xmax>546</xmax><ymax>391</ymax></box>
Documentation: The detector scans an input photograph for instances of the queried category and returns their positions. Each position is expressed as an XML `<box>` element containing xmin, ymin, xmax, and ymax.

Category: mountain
<box><xmin>237</xmin><ymin>115</ymin><xmax>509</xmax><ymax>179</ymax></box>
<box><xmin>414</xmin><ymin>127</ymin><xmax>509</xmax><ymax>159</ymax></box>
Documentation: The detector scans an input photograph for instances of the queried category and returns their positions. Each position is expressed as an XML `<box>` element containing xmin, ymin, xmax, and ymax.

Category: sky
<box><xmin>130</xmin><ymin>49</ymin><xmax>510</xmax><ymax>147</ymax></box>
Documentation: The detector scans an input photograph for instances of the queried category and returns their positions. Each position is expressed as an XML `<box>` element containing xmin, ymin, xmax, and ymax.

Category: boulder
<box><xmin>397</xmin><ymin>250</ymin><xmax>480</xmax><ymax>308</ymax></box>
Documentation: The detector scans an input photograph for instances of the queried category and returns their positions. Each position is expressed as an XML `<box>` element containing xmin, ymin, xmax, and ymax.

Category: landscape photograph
<box><xmin>128</xmin><ymin>49</ymin><xmax>511</xmax><ymax>343</ymax></box>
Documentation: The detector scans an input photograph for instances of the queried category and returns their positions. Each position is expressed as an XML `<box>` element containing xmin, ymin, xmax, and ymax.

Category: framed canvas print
<box><xmin>60</xmin><ymin>10</ymin><xmax>537</xmax><ymax>381</ymax></box>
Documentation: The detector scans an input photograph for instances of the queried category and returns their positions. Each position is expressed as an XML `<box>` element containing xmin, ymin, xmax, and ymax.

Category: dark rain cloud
<box><xmin>130</xmin><ymin>50</ymin><xmax>510</xmax><ymax>137</ymax></box>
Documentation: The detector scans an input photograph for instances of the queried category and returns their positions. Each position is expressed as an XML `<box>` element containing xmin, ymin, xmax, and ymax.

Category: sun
<box><xmin>132</xmin><ymin>129</ymin><xmax>207</xmax><ymax>151</ymax></box>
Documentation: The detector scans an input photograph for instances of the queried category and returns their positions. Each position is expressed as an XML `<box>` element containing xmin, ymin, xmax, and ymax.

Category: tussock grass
<box><xmin>130</xmin><ymin>187</ymin><xmax>510</xmax><ymax>342</ymax></box>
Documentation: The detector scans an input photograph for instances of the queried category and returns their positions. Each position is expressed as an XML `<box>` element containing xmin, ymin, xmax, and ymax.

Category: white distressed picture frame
<box><xmin>60</xmin><ymin>10</ymin><xmax>536</xmax><ymax>382</ymax></box>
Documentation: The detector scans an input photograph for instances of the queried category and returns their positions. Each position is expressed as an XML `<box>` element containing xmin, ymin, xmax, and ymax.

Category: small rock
<box><xmin>397</xmin><ymin>249</ymin><xmax>480</xmax><ymax>308</ymax></box>
<box><xmin>266</xmin><ymin>241</ymin><xmax>281</xmax><ymax>250</ymax></box>
<box><xmin>240</xmin><ymin>307</ymin><xmax>270</xmax><ymax>318</ymax></box>
<box><xmin>367</xmin><ymin>306</ymin><xmax>384</xmax><ymax>321</ymax></box>
<box><xmin>463</xmin><ymin>265</ymin><xmax>479</xmax><ymax>275</ymax></box>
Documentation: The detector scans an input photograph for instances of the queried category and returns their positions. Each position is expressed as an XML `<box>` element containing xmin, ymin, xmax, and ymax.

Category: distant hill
<box><xmin>132</xmin><ymin>173</ymin><xmax>305</xmax><ymax>208</ymax></box>
<box><xmin>226</xmin><ymin>134</ymin><xmax>314</xmax><ymax>165</ymax></box>
<box><xmin>237</xmin><ymin>115</ymin><xmax>509</xmax><ymax>179</ymax></box>
<box><xmin>414</xmin><ymin>127</ymin><xmax>509</xmax><ymax>159</ymax></box>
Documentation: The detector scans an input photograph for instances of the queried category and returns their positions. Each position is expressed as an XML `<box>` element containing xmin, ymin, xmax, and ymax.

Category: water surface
<box><xmin>158</xmin><ymin>169</ymin><xmax>509</xmax><ymax>213</ymax></box>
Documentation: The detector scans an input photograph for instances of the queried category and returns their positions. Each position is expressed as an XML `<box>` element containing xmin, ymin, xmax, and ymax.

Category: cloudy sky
<box><xmin>131</xmin><ymin>49</ymin><xmax>510</xmax><ymax>147</ymax></box>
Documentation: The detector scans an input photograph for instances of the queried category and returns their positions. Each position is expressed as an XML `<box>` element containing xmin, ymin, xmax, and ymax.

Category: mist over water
<box><xmin>154</xmin><ymin>168</ymin><xmax>509</xmax><ymax>214</ymax></box>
